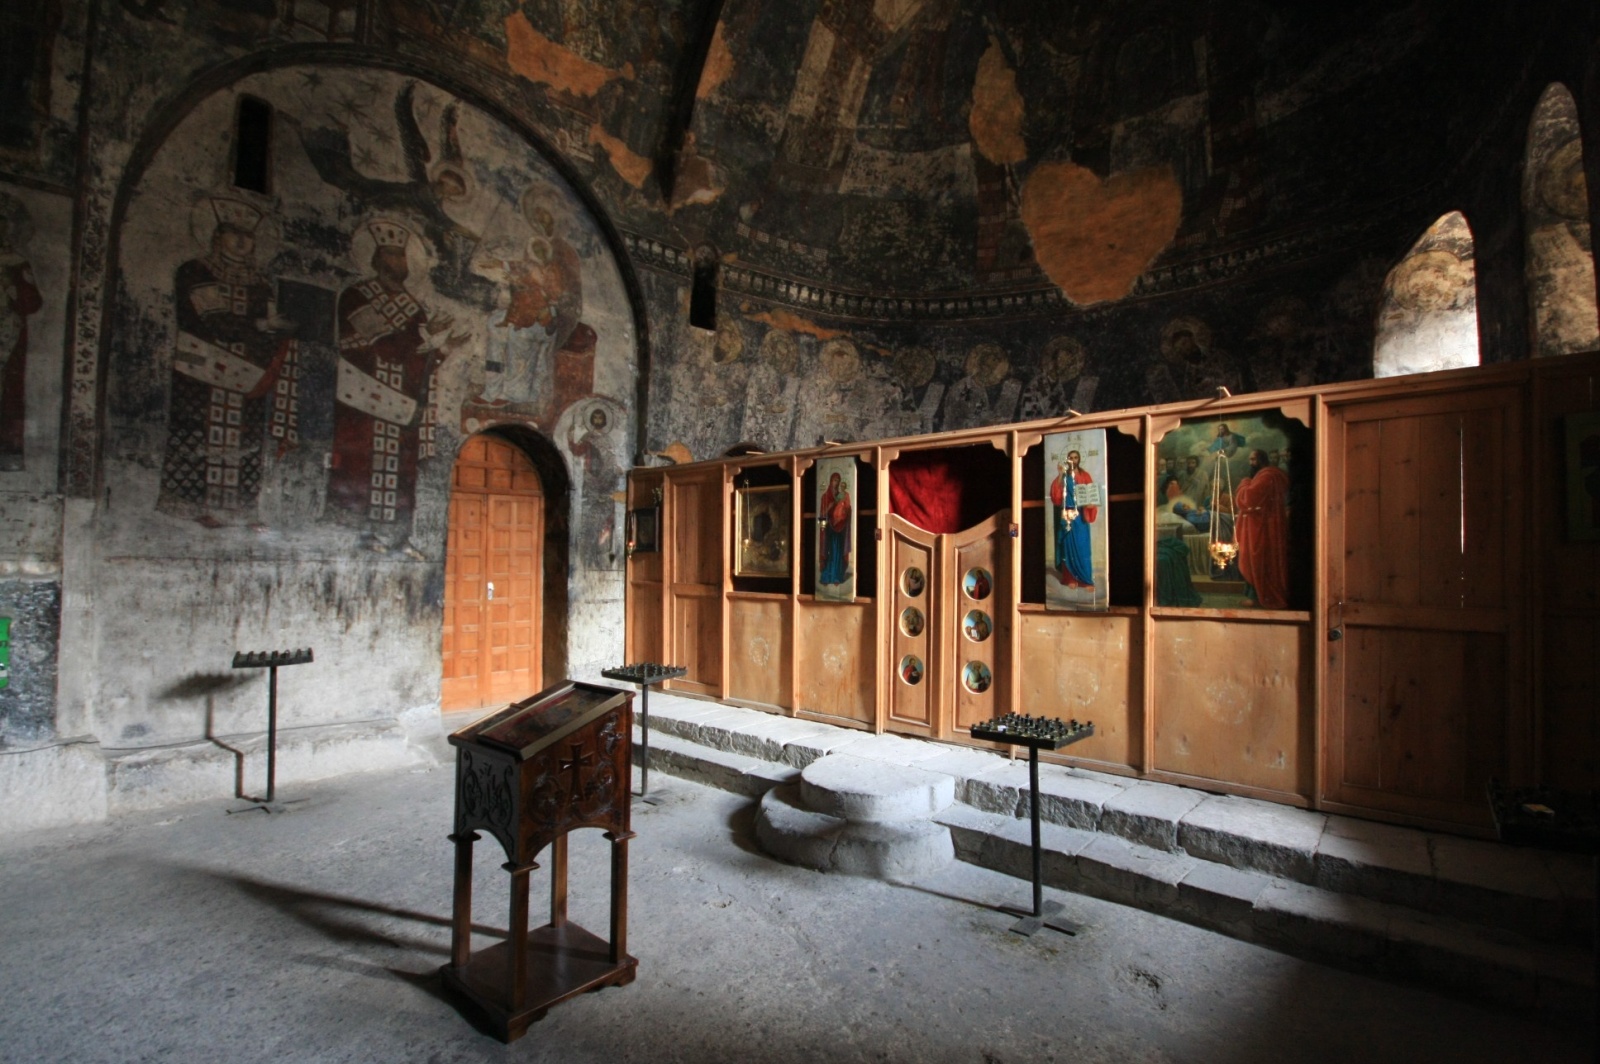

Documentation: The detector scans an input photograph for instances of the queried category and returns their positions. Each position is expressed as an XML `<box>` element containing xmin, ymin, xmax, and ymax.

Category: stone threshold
<box><xmin>632</xmin><ymin>692</ymin><xmax>1595</xmax><ymax>1018</ymax></box>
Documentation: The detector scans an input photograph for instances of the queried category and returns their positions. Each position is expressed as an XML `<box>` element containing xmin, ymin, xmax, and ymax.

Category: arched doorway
<box><xmin>442</xmin><ymin>434</ymin><xmax>546</xmax><ymax>712</ymax></box>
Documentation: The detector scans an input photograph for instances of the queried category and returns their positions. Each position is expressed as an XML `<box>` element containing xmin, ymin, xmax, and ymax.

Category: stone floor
<box><xmin>0</xmin><ymin>731</ymin><xmax>1591</xmax><ymax>1064</ymax></box>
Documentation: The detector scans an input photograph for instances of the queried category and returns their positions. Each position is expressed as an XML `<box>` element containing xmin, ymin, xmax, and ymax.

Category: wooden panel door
<box><xmin>665</xmin><ymin>469</ymin><xmax>724</xmax><ymax>695</ymax></box>
<box><xmin>887</xmin><ymin>516</ymin><xmax>938</xmax><ymax>733</ymax></box>
<box><xmin>947</xmin><ymin>512</ymin><xmax>1008</xmax><ymax>737</ymax></box>
<box><xmin>1323</xmin><ymin>387</ymin><xmax>1524</xmax><ymax>829</ymax></box>
<box><xmin>442</xmin><ymin>436</ymin><xmax>544</xmax><ymax>712</ymax></box>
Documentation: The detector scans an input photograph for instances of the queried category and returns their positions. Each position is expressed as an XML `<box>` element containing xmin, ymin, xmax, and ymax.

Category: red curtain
<box><xmin>888</xmin><ymin>447</ymin><xmax>1010</xmax><ymax>534</ymax></box>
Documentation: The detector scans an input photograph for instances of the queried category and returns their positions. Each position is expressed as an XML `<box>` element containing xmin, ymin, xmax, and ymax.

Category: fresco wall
<box><xmin>1</xmin><ymin>0</ymin><xmax>1594</xmax><ymax>829</ymax></box>
<box><xmin>91</xmin><ymin>65</ymin><xmax>635</xmax><ymax>753</ymax></box>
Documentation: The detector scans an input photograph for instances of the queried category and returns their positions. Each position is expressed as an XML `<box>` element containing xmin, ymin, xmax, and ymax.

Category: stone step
<box><xmin>638</xmin><ymin>694</ymin><xmax>1593</xmax><ymax>947</ymax></box>
<box><xmin>754</xmin><ymin>783</ymin><xmax>955</xmax><ymax>880</ymax></box>
<box><xmin>630</xmin><ymin>701</ymin><xmax>1597</xmax><ymax>1018</ymax></box>
<box><xmin>798</xmin><ymin>754</ymin><xmax>956</xmax><ymax>821</ymax></box>
<box><xmin>935</xmin><ymin>802</ymin><xmax>1592</xmax><ymax>1017</ymax></box>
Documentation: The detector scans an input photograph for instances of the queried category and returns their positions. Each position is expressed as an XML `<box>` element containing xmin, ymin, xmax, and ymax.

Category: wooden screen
<box><xmin>1323</xmin><ymin>387</ymin><xmax>1524</xmax><ymax>828</ymax></box>
<box><xmin>442</xmin><ymin>436</ymin><xmax>544</xmax><ymax>713</ymax></box>
<box><xmin>667</xmin><ymin>469</ymin><xmax>724</xmax><ymax>694</ymax></box>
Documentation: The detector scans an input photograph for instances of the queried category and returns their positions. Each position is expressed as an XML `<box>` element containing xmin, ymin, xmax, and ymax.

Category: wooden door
<box><xmin>442</xmin><ymin>435</ymin><xmax>545</xmax><ymax>712</ymax></box>
<box><xmin>1323</xmin><ymin>387</ymin><xmax>1524</xmax><ymax>829</ymax></box>
<box><xmin>946</xmin><ymin>512</ymin><xmax>1008</xmax><ymax>738</ymax></box>
<box><xmin>884</xmin><ymin>511</ymin><xmax>1008</xmax><ymax>739</ymax></box>
<box><xmin>887</xmin><ymin>515</ymin><xmax>938</xmax><ymax>734</ymax></box>
<box><xmin>665</xmin><ymin>468</ymin><xmax>724</xmax><ymax>695</ymax></box>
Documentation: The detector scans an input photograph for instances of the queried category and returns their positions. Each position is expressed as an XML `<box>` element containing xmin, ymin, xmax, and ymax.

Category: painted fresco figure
<box><xmin>327</xmin><ymin>219</ymin><xmax>464</xmax><ymax>551</ymax></box>
<box><xmin>739</xmin><ymin>330</ymin><xmax>801</xmax><ymax>450</ymax></box>
<box><xmin>1209</xmin><ymin>422</ymin><xmax>1246</xmax><ymax>458</ymax></box>
<box><xmin>473</xmin><ymin>185</ymin><xmax>585</xmax><ymax>412</ymax></box>
<box><xmin>1049</xmin><ymin>450</ymin><xmax>1097</xmax><ymax>588</ymax></box>
<box><xmin>567</xmin><ymin>403</ymin><xmax>623</xmax><ymax>569</ymax></box>
<box><xmin>158</xmin><ymin>198</ymin><xmax>296</xmax><ymax>525</ymax></box>
<box><xmin>1233</xmin><ymin>448</ymin><xmax>1292</xmax><ymax>608</ymax></box>
<box><xmin>818</xmin><ymin>471</ymin><xmax>852</xmax><ymax>587</ymax></box>
<box><xmin>289</xmin><ymin>81</ymin><xmax>493</xmax><ymax>308</ymax></box>
<box><xmin>1178</xmin><ymin>454</ymin><xmax>1211</xmax><ymax>504</ymax></box>
<box><xmin>0</xmin><ymin>200</ymin><xmax>42</xmax><ymax>471</ymax></box>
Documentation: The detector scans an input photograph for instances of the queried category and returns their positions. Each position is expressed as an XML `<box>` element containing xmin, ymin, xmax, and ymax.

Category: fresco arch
<box><xmin>1373</xmin><ymin>211</ymin><xmax>1480</xmax><ymax>378</ymax></box>
<box><xmin>1523</xmin><ymin>82</ymin><xmax>1599</xmax><ymax>359</ymax></box>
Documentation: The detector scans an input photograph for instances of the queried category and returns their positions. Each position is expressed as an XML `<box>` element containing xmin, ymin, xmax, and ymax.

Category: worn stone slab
<box><xmin>976</xmin><ymin>814</ymin><xmax>1094</xmax><ymax>888</ymax></box>
<box><xmin>638</xmin><ymin>731</ymin><xmax>777</xmax><ymax>797</ymax></box>
<box><xmin>830</xmin><ymin>732</ymin><xmax>949</xmax><ymax>766</ymax></box>
<box><xmin>661</xmin><ymin>706</ymin><xmax>760</xmax><ymax>751</ymax></box>
<box><xmin>721</xmin><ymin>714</ymin><xmax>835</xmax><ymax>763</ymax></box>
<box><xmin>1033</xmin><ymin>766</ymin><xmax>1125</xmax><ymax>831</ymax></box>
<box><xmin>1075</xmin><ymin>834</ymin><xmax>1197</xmax><ymax>912</ymax></box>
<box><xmin>1313</xmin><ymin>814</ymin><xmax>1437</xmax><ymax>911</ymax></box>
<box><xmin>1430</xmin><ymin>833</ymin><xmax>1564</xmax><ymax>900</ymax></box>
<box><xmin>1099</xmin><ymin>783</ymin><xmax>1206</xmax><ymax>851</ymax></box>
<box><xmin>932</xmin><ymin>803</ymin><xmax>1013</xmax><ymax>863</ymax></box>
<box><xmin>754</xmin><ymin>784</ymin><xmax>844</xmax><ymax>871</ymax></box>
<box><xmin>1428</xmin><ymin>834</ymin><xmax>1571</xmax><ymax>943</ymax></box>
<box><xmin>1175</xmin><ymin>861</ymin><xmax>1273</xmax><ymax>936</ymax></box>
<box><xmin>641</xmin><ymin>692</ymin><xmax>729</xmax><ymax>723</ymax></box>
<box><xmin>1179</xmin><ymin>795</ymin><xmax>1327</xmax><ymax>883</ymax></box>
<box><xmin>914</xmin><ymin>747</ymin><xmax>1008</xmax><ymax>783</ymax></box>
<box><xmin>830</xmin><ymin>819</ymin><xmax>955</xmax><ymax>880</ymax></box>
<box><xmin>780</xmin><ymin>727</ymin><xmax>870</xmax><ymax>769</ymax></box>
<box><xmin>800</xmin><ymin>754</ymin><xmax>955</xmax><ymax>821</ymax></box>
<box><xmin>1251</xmin><ymin>881</ymin><xmax>1390</xmax><ymax>964</ymax></box>
<box><xmin>961</xmin><ymin>760</ymin><xmax>1028</xmax><ymax>817</ymax></box>
<box><xmin>1382</xmin><ymin>909</ymin><xmax>1576</xmax><ymax>1010</ymax></box>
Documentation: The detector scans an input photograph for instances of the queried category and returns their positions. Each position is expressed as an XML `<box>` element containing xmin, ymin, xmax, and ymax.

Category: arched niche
<box><xmin>1523</xmin><ymin>83</ymin><xmax>1599</xmax><ymax>359</ymax></box>
<box><xmin>1373</xmin><ymin>211</ymin><xmax>1480</xmax><ymax>378</ymax></box>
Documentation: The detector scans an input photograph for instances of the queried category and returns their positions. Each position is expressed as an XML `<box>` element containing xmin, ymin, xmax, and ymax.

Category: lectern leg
<box><xmin>607</xmin><ymin>830</ymin><xmax>635</xmax><ymax>965</ymax></box>
<box><xmin>448</xmin><ymin>832</ymin><xmax>478</xmax><ymax>970</ymax></box>
<box><xmin>506</xmin><ymin>863</ymin><xmax>531</xmax><ymax>1009</ymax></box>
<box><xmin>550</xmin><ymin>834</ymin><xmax>568</xmax><ymax>926</ymax></box>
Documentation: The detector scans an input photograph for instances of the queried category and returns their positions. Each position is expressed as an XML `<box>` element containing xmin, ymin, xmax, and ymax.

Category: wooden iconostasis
<box><xmin>625</xmin><ymin>351</ymin><xmax>1600</xmax><ymax>835</ymax></box>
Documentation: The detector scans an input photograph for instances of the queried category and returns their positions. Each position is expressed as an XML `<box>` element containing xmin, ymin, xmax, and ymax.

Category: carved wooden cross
<box><xmin>559</xmin><ymin>741</ymin><xmax>595</xmax><ymax>796</ymax></box>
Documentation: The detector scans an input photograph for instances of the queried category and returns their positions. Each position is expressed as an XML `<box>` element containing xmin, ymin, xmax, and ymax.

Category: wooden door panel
<box><xmin>1325</xmin><ymin>388</ymin><xmax>1521</xmax><ymax>828</ymax></box>
<box><xmin>442</xmin><ymin>436</ymin><xmax>543</xmax><ymax>712</ymax></box>
<box><xmin>887</xmin><ymin>520</ymin><xmax>936</xmax><ymax>731</ymax></box>
<box><xmin>950</xmin><ymin>524</ymin><xmax>1003</xmax><ymax>734</ymax></box>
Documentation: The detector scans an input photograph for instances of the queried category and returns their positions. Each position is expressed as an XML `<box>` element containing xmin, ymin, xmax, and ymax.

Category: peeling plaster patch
<box><xmin>1020</xmin><ymin>161</ymin><xmax>1182</xmax><ymax>305</ymax></box>
<box><xmin>697</xmin><ymin>20</ymin><xmax>734</xmax><ymax>100</ymax></box>
<box><xmin>504</xmin><ymin>13</ymin><xmax>630</xmax><ymax>97</ymax></box>
<box><xmin>669</xmin><ymin>137</ymin><xmax>724</xmax><ymax>210</ymax></box>
<box><xmin>745</xmin><ymin>308</ymin><xmax>845</xmax><ymax>341</ymax></box>
<box><xmin>969</xmin><ymin>37</ymin><xmax>1027</xmax><ymax>166</ymax></box>
<box><xmin>589</xmin><ymin>124</ymin><xmax>653</xmax><ymax>188</ymax></box>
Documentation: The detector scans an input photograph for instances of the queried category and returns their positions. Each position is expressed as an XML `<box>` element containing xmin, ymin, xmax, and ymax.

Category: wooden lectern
<box><xmin>442</xmin><ymin>680</ymin><xmax>637</xmax><ymax>1042</ymax></box>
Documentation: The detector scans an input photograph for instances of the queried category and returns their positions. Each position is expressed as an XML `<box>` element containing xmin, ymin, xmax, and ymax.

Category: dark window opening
<box><xmin>690</xmin><ymin>258</ymin><xmax>717</xmax><ymax>330</ymax></box>
<box><xmin>233</xmin><ymin>96</ymin><xmax>273</xmax><ymax>195</ymax></box>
